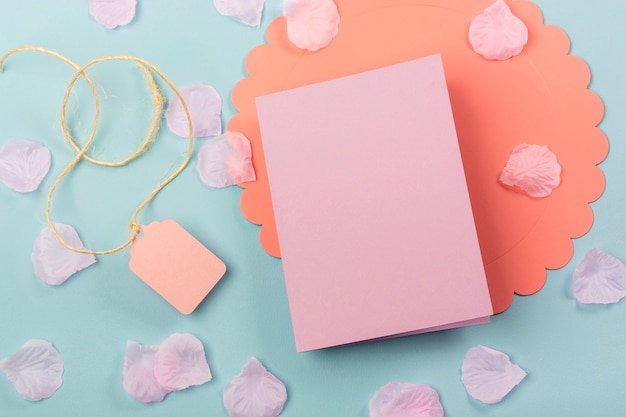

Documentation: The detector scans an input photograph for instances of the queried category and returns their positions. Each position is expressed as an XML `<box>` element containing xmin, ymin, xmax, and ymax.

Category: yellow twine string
<box><xmin>0</xmin><ymin>46</ymin><xmax>194</xmax><ymax>255</ymax></box>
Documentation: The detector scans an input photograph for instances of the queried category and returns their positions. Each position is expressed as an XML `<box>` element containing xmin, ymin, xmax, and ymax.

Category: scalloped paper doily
<box><xmin>229</xmin><ymin>0</ymin><xmax>607</xmax><ymax>313</ymax></box>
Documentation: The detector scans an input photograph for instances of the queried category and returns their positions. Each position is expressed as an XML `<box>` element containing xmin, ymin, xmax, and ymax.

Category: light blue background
<box><xmin>0</xmin><ymin>1</ymin><xmax>624</xmax><ymax>416</ymax></box>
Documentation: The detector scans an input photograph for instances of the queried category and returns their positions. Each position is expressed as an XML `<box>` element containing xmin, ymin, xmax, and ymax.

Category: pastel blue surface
<box><xmin>0</xmin><ymin>1</ymin><xmax>624</xmax><ymax>416</ymax></box>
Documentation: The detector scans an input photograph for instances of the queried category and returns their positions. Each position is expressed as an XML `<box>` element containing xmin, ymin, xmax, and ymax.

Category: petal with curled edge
<box><xmin>283</xmin><ymin>0</ymin><xmax>340</xmax><ymax>51</ymax></box>
<box><xmin>0</xmin><ymin>140</ymin><xmax>51</xmax><ymax>193</ymax></box>
<box><xmin>572</xmin><ymin>248</ymin><xmax>626</xmax><ymax>304</ymax></box>
<box><xmin>214</xmin><ymin>0</ymin><xmax>266</xmax><ymax>27</ymax></box>
<box><xmin>369</xmin><ymin>381</ymin><xmax>444</xmax><ymax>417</ymax></box>
<box><xmin>0</xmin><ymin>340</ymin><xmax>63</xmax><ymax>401</ymax></box>
<box><xmin>31</xmin><ymin>223</ymin><xmax>96</xmax><ymax>286</ymax></box>
<box><xmin>122</xmin><ymin>341</ymin><xmax>171</xmax><ymax>403</ymax></box>
<box><xmin>197</xmin><ymin>131</ymin><xmax>256</xmax><ymax>188</ymax></box>
<box><xmin>469</xmin><ymin>0</ymin><xmax>528</xmax><ymax>60</ymax></box>
<box><xmin>165</xmin><ymin>84</ymin><xmax>222</xmax><ymax>138</ymax></box>
<box><xmin>153</xmin><ymin>333</ymin><xmax>212</xmax><ymax>391</ymax></box>
<box><xmin>89</xmin><ymin>0</ymin><xmax>137</xmax><ymax>29</ymax></box>
<box><xmin>499</xmin><ymin>144</ymin><xmax>561</xmax><ymax>198</ymax></box>
<box><xmin>223</xmin><ymin>357</ymin><xmax>287</xmax><ymax>417</ymax></box>
<box><xmin>461</xmin><ymin>345</ymin><xmax>526</xmax><ymax>404</ymax></box>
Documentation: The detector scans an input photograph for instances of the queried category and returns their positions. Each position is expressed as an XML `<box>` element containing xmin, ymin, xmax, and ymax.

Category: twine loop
<box><xmin>0</xmin><ymin>46</ymin><xmax>194</xmax><ymax>255</ymax></box>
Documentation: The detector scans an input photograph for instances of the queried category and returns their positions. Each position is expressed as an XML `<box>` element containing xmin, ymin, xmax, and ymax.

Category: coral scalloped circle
<box><xmin>31</xmin><ymin>224</ymin><xmax>96</xmax><ymax>286</ymax></box>
<box><xmin>0</xmin><ymin>140</ymin><xmax>51</xmax><ymax>193</ymax></box>
<box><xmin>469</xmin><ymin>0</ymin><xmax>528</xmax><ymax>60</ymax></box>
<box><xmin>230</xmin><ymin>0</ymin><xmax>607</xmax><ymax>314</ymax></box>
<box><xmin>122</xmin><ymin>341</ymin><xmax>171</xmax><ymax>403</ymax></box>
<box><xmin>572</xmin><ymin>248</ymin><xmax>626</xmax><ymax>304</ymax></box>
<box><xmin>165</xmin><ymin>84</ymin><xmax>222</xmax><ymax>138</ymax></box>
<box><xmin>369</xmin><ymin>381</ymin><xmax>444</xmax><ymax>417</ymax></box>
<box><xmin>214</xmin><ymin>0</ymin><xmax>266</xmax><ymax>27</ymax></box>
<box><xmin>0</xmin><ymin>340</ymin><xmax>64</xmax><ymax>401</ymax></box>
<box><xmin>153</xmin><ymin>333</ymin><xmax>212</xmax><ymax>391</ymax></box>
<box><xmin>223</xmin><ymin>357</ymin><xmax>287</xmax><ymax>417</ymax></box>
<box><xmin>89</xmin><ymin>0</ymin><xmax>137</xmax><ymax>29</ymax></box>
<box><xmin>461</xmin><ymin>345</ymin><xmax>526</xmax><ymax>404</ymax></box>
<box><xmin>283</xmin><ymin>0</ymin><xmax>340</xmax><ymax>51</ymax></box>
<box><xmin>499</xmin><ymin>144</ymin><xmax>561</xmax><ymax>198</ymax></box>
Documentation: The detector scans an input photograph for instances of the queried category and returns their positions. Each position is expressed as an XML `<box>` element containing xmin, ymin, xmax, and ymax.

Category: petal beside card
<box><xmin>255</xmin><ymin>54</ymin><xmax>493</xmax><ymax>352</ymax></box>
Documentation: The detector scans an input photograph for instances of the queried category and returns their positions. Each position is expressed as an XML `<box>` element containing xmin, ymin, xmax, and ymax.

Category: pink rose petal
<box><xmin>469</xmin><ymin>0</ymin><xmax>528</xmax><ymax>60</ymax></box>
<box><xmin>122</xmin><ymin>341</ymin><xmax>171</xmax><ymax>403</ymax></box>
<box><xmin>197</xmin><ymin>131</ymin><xmax>256</xmax><ymax>188</ymax></box>
<box><xmin>0</xmin><ymin>340</ymin><xmax>63</xmax><ymax>401</ymax></box>
<box><xmin>0</xmin><ymin>140</ymin><xmax>51</xmax><ymax>193</ymax></box>
<box><xmin>572</xmin><ymin>248</ymin><xmax>626</xmax><ymax>304</ymax></box>
<box><xmin>153</xmin><ymin>333</ymin><xmax>212</xmax><ymax>391</ymax></box>
<box><xmin>499</xmin><ymin>143</ymin><xmax>561</xmax><ymax>198</ymax></box>
<box><xmin>31</xmin><ymin>224</ymin><xmax>96</xmax><ymax>286</ymax></box>
<box><xmin>214</xmin><ymin>0</ymin><xmax>266</xmax><ymax>27</ymax></box>
<box><xmin>461</xmin><ymin>345</ymin><xmax>526</xmax><ymax>404</ymax></box>
<box><xmin>369</xmin><ymin>381</ymin><xmax>444</xmax><ymax>417</ymax></box>
<box><xmin>89</xmin><ymin>0</ymin><xmax>137</xmax><ymax>29</ymax></box>
<box><xmin>223</xmin><ymin>357</ymin><xmax>287</xmax><ymax>417</ymax></box>
<box><xmin>283</xmin><ymin>0</ymin><xmax>340</xmax><ymax>51</ymax></box>
<box><xmin>164</xmin><ymin>84</ymin><xmax>222</xmax><ymax>138</ymax></box>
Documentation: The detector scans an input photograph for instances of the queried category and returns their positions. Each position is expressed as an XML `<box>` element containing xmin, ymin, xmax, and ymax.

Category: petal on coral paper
<box><xmin>197</xmin><ymin>131</ymin><xmax>256</xmax><ymax>188</ymax></box>
<box><xmin>0</xmin><ymin>140</ymin><xmax>51</xmax><ymax>193</ymax></box>
<box><xmin>164</xmin><ymin>84</ymin><xmax>222</xmax><ymax>138</ymax></box>
<box><xmin>0</xmin><ymin>340</ymin><xmax>63</xmax><ymax>401</ymax></box>
<box><xmin>369</xmin><ymin>381</ymin><xmax>444</xmax><ymax>417</ymax></box>
<box><xmin>31</xmin><ymin>224</ymin><xmax>96</xmax><ymax>286</ymax></box>
<box><xmin>499</xmin><ymin>144</ymin><xmax>561</xmax><ymax>198</ymax></box>
<box><xmin>214</xmin><ymin>0</ymin><xmax>266</xmax><ymax>27</ymax></box>
<box><xmin>122</xmin><ymin>341</ymin><xmax>171</xmax><ymax>403</ymax></box>
<box><xmin>89</xmin><ymin>0</ymin><xmax>137</xmax><ymax>29</ymax></box>
<box><xmin>153</xmin><ymin>333</ymin><xmax>212</xmax><ymax>391</ymax></box>
<box><xmin>469</xmin><ymin>0</ymin><xmax>528</xmax><ymax>60</ymax></box>
<box><xmin>283</xmin><ymin>0</ymin><xmax>340</xmax><ymax>51</ymax></box>
<box><xmin>461</xmin><ymin>345</ymin><xmax>526</xmax><ymax>404</ymax></box>
<box><xmin>572</xmin><ymin>248</ymin><xmax>626</xmax><ymax>304</ymax></box>
<box><xmin>223</xmin><ymin>357</ymin><xmax>287</xmax><ymax>417</ymax></box>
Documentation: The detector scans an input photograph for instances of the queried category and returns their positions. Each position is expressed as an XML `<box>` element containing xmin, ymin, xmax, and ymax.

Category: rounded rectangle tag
<box><xmin>129</xmin><ymin>219</ymin><xmax>226</xmax><ymax>314</ymax></box>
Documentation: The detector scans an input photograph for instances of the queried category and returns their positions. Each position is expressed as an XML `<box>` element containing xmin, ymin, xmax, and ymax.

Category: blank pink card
<box><xmin>256</xmin><ymin>54</ymin><xmax>493</xmax><ymax>352</ymax></box>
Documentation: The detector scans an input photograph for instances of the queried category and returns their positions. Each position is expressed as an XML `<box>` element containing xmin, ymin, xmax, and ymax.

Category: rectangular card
<box><xmin>256</xmin><ymin>54</ymin><xmax>493</xmax><ymax>352</ymax></box>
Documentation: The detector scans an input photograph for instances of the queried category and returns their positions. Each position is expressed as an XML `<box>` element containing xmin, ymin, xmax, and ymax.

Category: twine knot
<box><xmin>130</xmin><ymin>222</ymin><xmax>142</xmax><ymax>240</ymax></box>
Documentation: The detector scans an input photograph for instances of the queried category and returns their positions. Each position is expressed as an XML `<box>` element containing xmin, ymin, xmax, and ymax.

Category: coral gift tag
<box><xmin>129</xmin><ymin>219</ymin><xmax>226</xmax><ymax>314</ymax></box>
